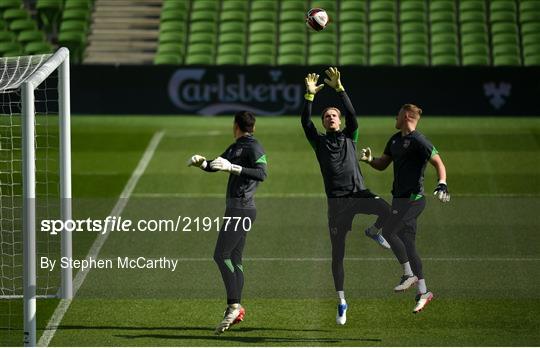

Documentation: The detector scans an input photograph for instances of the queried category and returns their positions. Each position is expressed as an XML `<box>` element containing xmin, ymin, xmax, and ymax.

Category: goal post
<box><xmin>0</xmin><ymin>47</ymin><xmax>72</xmax><ymax>347</ymax></box>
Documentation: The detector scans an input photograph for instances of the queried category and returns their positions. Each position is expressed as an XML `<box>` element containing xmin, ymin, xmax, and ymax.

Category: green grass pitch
<box><xmin>2</xmin><ymin>116</ymin><xmax>540</xmax><ymax>346</ymax></box>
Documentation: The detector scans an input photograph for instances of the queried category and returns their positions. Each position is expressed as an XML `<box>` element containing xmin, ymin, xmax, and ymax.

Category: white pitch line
<box><xmin>38</xmin><ymin>130</ymin><xmax>164</xmax><ymax>347</ymax></box>
<box><xmin>132</xmin><ymin>192</ymin><xmax>540</xmax><ymax>198</ymax></box>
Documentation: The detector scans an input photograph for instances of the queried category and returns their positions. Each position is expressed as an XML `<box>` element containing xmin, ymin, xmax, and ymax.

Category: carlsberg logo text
<box><xmin>168</xmin><ymin>69</ymin><xmax>302</xmax><ymax>115</ymax></box>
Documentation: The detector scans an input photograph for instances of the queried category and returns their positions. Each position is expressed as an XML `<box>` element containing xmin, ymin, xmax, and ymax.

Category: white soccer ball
<box><xmin>306</xmin><ymin>8</ymin><xmax>329</xmax><ymax>32</ymax></box>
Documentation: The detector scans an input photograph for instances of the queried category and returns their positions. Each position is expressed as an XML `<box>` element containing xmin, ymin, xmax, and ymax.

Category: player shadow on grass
<box><xmin>56</xmin><ymin>325</ymin><xmax>328</xmax><ymax>333</ymax></box>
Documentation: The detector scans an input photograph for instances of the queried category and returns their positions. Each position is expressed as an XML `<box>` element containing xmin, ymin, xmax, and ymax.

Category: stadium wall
<box><xmin>72</xmin><ymin>65</ymin><xmax>540</xmax><ymax>116</ymax></box>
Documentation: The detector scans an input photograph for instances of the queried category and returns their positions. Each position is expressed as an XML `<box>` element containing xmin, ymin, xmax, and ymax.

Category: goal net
<box><xmin>0</xmin><ymin>48</ymin><xmax>71</xmax><ymax>347</ymax></box>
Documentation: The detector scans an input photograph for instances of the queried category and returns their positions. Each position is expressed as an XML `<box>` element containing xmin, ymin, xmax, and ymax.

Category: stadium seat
<box><xmin>431</xmin><ymin>22</ymin><xmax>457</xmax><ymax>34</ymax></box>
<box><xmin>401</xmin><ymin>44</ymin><xmax>427</xmax><ymax>57</ymax></box>
<box><xmin>159</xmin><ymin>32</ymin><xmax>184</xmax><ymax>45</ymax></box>
<box><xmin>430</xmin><ymin>11</ymin><xmax>455</xmax><ymax>23</ymax></box>
<box><xmin>0</xmin><ymin>0</ymin><xmax>20</xmax><ymax>11</ymax></box>
<box><xmin>430</xmin><ymin>1</ymin><xmax>455</xmax><ymax>13</ymax></box>
<box><xmin>3</xmin><ymin>8</ymin><xmax>28</xmax><ymax>21</ymax></box>
<box><xmin>341</xmin><ymin>0</ymin><xmax>366</xmax><ymax>12</ymax></box>
<box><xmin>185</xmin><ymin>54</ymin><xmax>214</xmax><ymax>65</ymax></box>
<box><xmin>218</xmin><ymin>43</ymin><xmax>244</xmax><ymax>55</ymax></box>
<box><xmin>277</xmin><ymin>54</ymin><xmax>305</xmax><ymax>65</ymax></box>
<box><xmin>247</xmin><ymin>54</ymin><xmax>274</xmax><ymax>65</ymax></box>
<box><xmin>161</xmin><ymin>9</ymin><xmax>187</xmax><ymax>22</ymax></box>
<box><xmin>369</xmin><ymin>54</ymin><xmax>397</xmax><ymax>66</ymax></box>
<box><xmin>460</xmin><ymin>11</ymin><xmax>486</xmax><ymax>24</ymax></box>
<box><xmin>157</xmin><ymin>43</ymin><xmax>184</xmax><ymax>55</ymax></box>
<box><xmin>17</xmin><ymin>30</ymin><xmax>44</xmax><ymax>44</ymax></box>
<box><xmin>154</xmin><ymin>54</ymin><xmax>182</xmax><ymax>65</ymax></box>
<box><xmin>461</xmin><ymin>33</ymin><xmax>487</xmax><ymax>45</ymax></box>
<box><xmin>431</xmin><ymin>55</ymin><xmax>459</xmax><ymax>66</ymax></box>
<box><xmin>491</xmin><ymin>1</ymin><xmax>516</xmax><ymax>13</ymax></box>
<box><xmin>60</xmin><ymin>20</ymin><xmax>88</xmax><ymax>33</ymax></box>
<box><xmin>370</xmin><ymin>33</ymin><xmax>396</xmax><ymax>45</ymax></box>
<box><xmin>400</xmin><ymin>11</ymin><xmax>425</xmax><ymax>23</ymax></box>
<box><xmin>493</xmin><ymin>55</ymin><xmax>521</xmax><ymax>66</ymax></box>
<box><xmin>312</xmin><ymin>1</ymin><xmax>336</xmax><ymax>13</ymax></box>
<box><xmin>369</xmin><ymin>11</ymin><xmax>396</xmax><ymax>23</ymax></box>
<box><xmin>189</xmin><ymin>33</ymin><xmax>215</xmax><ymax>45</ymax></box>
<box><xmin>0</xmin><ymin>31</ymin><xmax>15</xmax><ymax>42</ymax></box>
<box><xmin>402</xmin><ymin>32</ymin><xmax>427</xmax><ymax>45</ymax></box>
<box><xmin>279</xmin><ymin>11</ymin><xmax>304</xmax><ymax>23</ymax></box>
<box><xmin>462</xmin><ymin>44</ymin><xmax>488</xmax><ymax>57</ymax></box>
<box><xmin>220</xmin><ymin>21</ymin><xmax>245</xmax><ymax>34</ymax></box>
<box><xmin>64</xmin><ymin>0</ymin><xmax>92</xmax><ymax>10</ymax></box>
<box><xmin>188</xmin><ymin>43</ymin><xmax>214</xmax><ymax>56</ymax></box>
<box><xmin>280</xmin><ymin>32</ymin><xmax>306</xmax><ymax>44</ymax></box>
<box><xmin>279</xmin><ymin>43</ymin><xmax>306</xmax><ymax>55</ymax></box>
<box><xmin>250</xmin><ymin>22</ymin><xmax>276</xmax><ymax>34</ymax></box>
<box><xmin>24</xmin><ymin>41</ymin><xmax>52</xmax><ymax>55</ymax></box>
<box><xmin>524</xmin><ymin>44</ymin><xmax>540</xmax><ymax>57</ymax></box>
<box><xmin>491</xmin><ymin>23</ymin><xmax>518</xmax><ymax>36</ymax></box>
<box><xmin>162</xmin><ymin>0</ymin><xmax>187</xmax><ymax>11</ymax></box>
<box><xmin>492</xmin><ymin>44</ymin><xmax>519</xmax><ymax>56</ymax></box>
<box><xmin>401</xmin><ymin>23</ymin><xmax>427</xmax><ymax>34</ymax></box>
<box><xmin>431</xmin><ymin>33</ymin><xmax>457</xmax><ymax>45</ymax></box>
<box><xmin>521</xmin><ymin>23</ymin><xmax>540</xmax><ymax>36</ymax></box>
<box><xmin>160</xmin><ymin>22</ymin><xmax>186</xmax><ymax>34</ymax></box>
<box><xmin>309</xmin><ymin>31</ymin><xmax>335</xmax><ymax>44</ymax></box>
<box><xmin>309</xmin><ymin>43</ymin><xmax>336</xmax><ymax>56</ymax></box>
<box><xmin>190</xmin><ymin>22</ymin><xmax>216</xmax><ymax>34</ymax></box>
<box><xmin>62</xmin><ymin>9</ymin><xmax>90</xmax><ymax>22</ymax></box>
<box><xmin>462</xmin><ymin>55</ymin><xmax>489</xmax><ymax>66</ymax></box>
<box><xmin>370</xmin><ymin>44</ymin><xmax>396</xmax><ymax>56</ymax></box>
<box><xmin>339</xmin><ymin>54</ymin><xmax>366</xmax><ymax>65</ymax></box>
<box><xmin>401</xmin><ymin>55</ymin><xmax>428</xmax><ymax>66</ymax></box>
<box><xmin>221</xmin><ymin>10</ymin><xmax>246</xmax><ymax>22</ymax></box>
<box><xmin>340</xmin><ymin>43</ymin><xmax>365</xmax><ymax>55</ymax></box>
<box><xmin>192</xmin><ymin>1</ymin><xmax>219</xmax><ymax>12</ymax></box>
<box><xmin>216</xmin><ymin>54</ymin><xmax>244</xmax><ymax>65</ymax></box>
<box><xmin>9</xmin><ymin>19</ymin><xmax>37</xmax><ymax>32</ymax></box>
<box><xmin>0</xmin><ymin>41</ymin><xmax>21</xmax><ymax>56</ymax></box>
<box><xmin>401</xmin><ymin>1</ymin><xmax>425</xmax><ymax>13</ymax></box>
<box><xmin>524</xmin><ymin>55</ymin><xmax>540</xmax><ymax>66</ymax></box>
<box><xmin>340</xmin><ymin>11</ymin><xmax>365</xmax><ymax>23</ymax></box>
<box><xmin>249</xmin><ymin>33</ymin><xmax>275</xmax><ymax>44</ymax></box>
<box><xmin>431</xmin><ymin>44</ymin><xmax>458</xmax><ymax>57</ymax></box>
<box><xmin>252</xmin><ymin>1</ymin><xmax>277</xmax><ymax>12</ymax></box>
<box><xmin>281</xmin><ymin>1</ymin><xmax>306</xmax><ymax>12</ymax></box>
<box><xmin>490</xmin><ymin>12</ymin><xmax>516</xmax><ymax>23</ymax></box>
<box><xmin>308</xmin><ymin>54</ymin><xmax>336</xmax><ymax>65</ymax></box>
<box><xmin>219</xmin><ymin>33</ymin><xmax>245</xmax><ymax>45</ymax></box>
<box><xmin>280</xmin><ymin>22</ymin><xmax>305</xmax><ymax>33</ymax></box>
<box><xmin>249</xmin><ymin>43</ymin><xmax>275</xmax><ymax>56</ymax></box>
<box><xmin>460</xmin><ymin>1</ymin><xmax>485</xmax><ymax>12</ymax></box>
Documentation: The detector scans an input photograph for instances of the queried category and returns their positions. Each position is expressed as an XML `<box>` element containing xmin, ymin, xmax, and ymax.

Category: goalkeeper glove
<box><xmin>323</xmin><ymin>67</ymin><xmax>345</xmax><ymax>92</ymax></box>
<box><xmin>304</xmin><ymin>73</ymin><xmax>324</xmax><ymax>101</ymax></box>
<box><xmin>359</xmin><ymin>147</ymin><xmax>373</xmax><ymax>163</ymax></box>
<box><xmin>433</xmin><ymin>181</ymin><xmax>450</xmax><ymax>202</ymax></box>
<box><xmin>187</xmin><ymin>154</ymin><xmax>207</xmax><ymax>169</ymax></box>
<box><xmin>210</xmin><ymin>157</ymin><xmax>242</xmax><ymax>175</ymax></box>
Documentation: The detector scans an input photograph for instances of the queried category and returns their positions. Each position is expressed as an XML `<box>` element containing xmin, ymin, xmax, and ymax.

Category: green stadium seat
<box><xmin>218</xmin><ymin>43</ymin><xmax>243</xmax><ymax>56</ymax></box>
<box><xmin>520</xmin><ymin>12</ymin><xmax>540</xmax><ymax>24</ymax></box>
<box><xmin>308</xmin><ymin>54</ymin><xmax>336</xmax><ymax>65</ymax></box>
<box><xmin>461</xmin><ymin>33</ymin><xmax>487</xmax><ymax>45</ymax></box>
<box><xmin>520</xmin><ymin>1</ymin><xmax>540</xmax><ymax>13</ymax></box>
<box><xmin>249</xmin><ymin>22</ymin><xmax>276</xmax><ymax>34</ymax></box>
<box><xmin>0</xmin><ymin>0</ymin><xmax>21</xmax><ymax>11</ymax></box>
<box><xmin>370</xmin><ymin>43</ymin><xmax>396</xmax><ymax>56</ymax></box>
<box><xmin>401</xmin><ymin>23</ymin><xmax>427</xmax><ymax>34</ymax></box>
<box><xmin>65</xmin><ymin>0</ymin><xmax>92</xmax><ymax>10</ymax></box>
<box><xmin>341</xmin><ymin>1</ymin><xmax>365</xmax><ymax>12</ymax></box>
<box><xmin>460</xmin><ymin>11</ymin><xmax>485</xmax><ymax>24</ymax></box>
<box><xmin>431</xmin><ymin>55</ymin><xmax>458</xmax><ymax>66</ymax></box>
<box><xmin>190</xmin><ymin>22</ymin><xmax>216</xmax><ymax>34</ymax></box>
<box><xmin>490</xmin><ymin>12</ymin><xmax>516</xmax><ymax>23</ymax></box>
<box><xmin>431</xmin><ymin>33</ymin><xmax>457</xmax><ymax>45</ymax></box>
<box><xmin>280</xmin><ymin>32</ymin><xmax>306</xmax><ymax>44</ymax></box>
<box><xmin>339</xmin><ymin>54</ymin><xmax>366</xmax><ymax>65</ymax></box>
<box><xmin>429</xmin><ymin>12</ymin><xmax>455</xmax><ymax>23</ymax></box>
<box><xmin>3</xmin><ymin>8</ymin><xmax>28</xmax><ymax>21</ymax></box>
<box><xmin>159</xmin><ymin>32</ymin><xmax>184</xmax><ymax>45</ymax></box>
<box><xmin>492</xmin><ymin>33</ymin><xmax>518</xmax><ymax>46</ymax></box>
<box><xmin>401</xmin><ymin>1</ymin><xmax>425</xmax><ymax>12</ymax></box>
<box><xmin>191</xmin><ymin>11</ymin><xmax>218</xmax><ymax>23</ymax></box>
<box><xmin>277</xmin><ymin>54</ymin><xmax>305</xmax><ymax>65</ymax></box>
<box><xmin>460</xmin><ymin>1</ymin><xmax>485</xmax><ymax>12</ymax></box>
<box><xmin>17</xmin><ymin>30</ymin><xmax>44</xmax><ymax>44</ymax></box>
<box><xmin>340</xmin><ymin>43</ymin><xmax>365</xmax><ymax>55</ymax></box>
<box><xmin>279</xmin><ymin>43</ymin><xmax>305</xmax><ymax>55</ymax></box>
<box><xmin>154</xmin><ymin>54</ymin><xmax>182</xmax><ymax>65</ymax></box>
<box><xmin>60</xmin><ymin>20</ymin><xmax>88</xmax><ymax>33</ymax></box>
<box><xmin>370</xmin><ymin>22</ymin><xmax>396</xmax><ymax>34</ymax></box>
<box><xmin>0</xmin><ymin>41</ymin><xmax>21</xmax><ymax>55</ymax></box>
<box><xmin>493</xmin><ymin>55</ymin><xmax>521</xmax><ymax>66</ymax></box>
<box><xmin>491</xmin><ymin>23</ymin><xmax>517</xmax><ymax>35</ymax></box>
<box><xmin>431</xmin><ymin>43</ymin><xmax>458</xmax><ymax>56</ymax></box>
<box><xmin>492</xmin><ymin>44</ymin><xmax>519</xmax><ymax>56</ymax></box>
<box><xmin>0</xmin><ymin>31</ymin><xmax>15</xmax><ymax>42</ymax></box>
<box><xmin>521</xmin><ymin>23</ymin><xmax>540</xmax><ymax>36</ymax></box>
<box><xmin>491</xmin><ymin>1</ymin><xmax>516</xmax><ymax>13</ymax></box>
<box><xmin>462</xmin><ymin>55</ymin><xmax>489</xmax><ymax>66</ymax></box>
<box><xmin>157</xmin><ymin>43</ymin><xmax>184</xmax><ymax>55</ymax></box>
<box><xmin>309</xmin><ymin>43</ymin><xmax>336</xmax><ymax>56</ymax></box>
<box><xmin>524</xmin><ymin>55</ymin><xmax>540</xmax><ymax>66</ymax></box>
<box><xmin>369</xmin><ymin>11</ymin><xmax>396</xmax><ymax>23</ymax></box>
<box><xmin>279</xmin><ymin>11</ymin><xmax>304</xmax><ymax>23</ymax></box>
<box><xmin>281</xmin><ymin>1</ymin><xmax>306</xmax><ymax>12</ymax></box>
<box><xmin>340</xmin><ymin>11</ymin><xmax>365</xmax><ymax>23</ymax></box>
<box><xmin>401</xmin><ymin>44</ymin><xmax>427</xmax><ymax>56</ymax></box>
<box><xmin>161</xmin><ymin>9</ymin><xmax>187</xmax><ymax>22</ymax></box>
<box><xmin>340</xmin><ymin>33</ymin><xmax>366</xmax><ymax>45</ymax></box>
<box><xmin>340</xmin><ymin>22</ymin><xmax>365</xmax><ymax>35</ymax></box>
<box><xmin>9</xmin><ymin>19</ymin><xmax>37</xmax><ymax>32</ymax></box>
<box><xmin>24</xmin><ymin>41</ymin><xmax>52</xmax><ymax>54</ymax></box>
<box><xmin>369</xmin><ymin>54</ymin><xmax>397</xmax><ymax>65</ymax></box>
<box><xmin>252</xmin><ymin>1</ymin><xmax>277</xmax><ymax>11</ymax></box>
<box><xmin>280</xmin><ymin>22</ymin><xmax>305</xmax><ymax>33</ymax></box>
<box><xmin>370</xmin><ymin>0</ymin><xmax>395</xmax><ymax>12</ymax></box>
<box><xmin>220</xmin><ymin>10</ymin><xmax>246</xmax><ymax>22</ymax></box>
<box><xmin>188</xmin><ymin>43</ymin><xmax>214</xmax><ymax>55</ymax></box>
<box><xmin>250</xmin><ymin>11</ymin><xmax>275</xmax><ymax>22</ymax></box>
<box><xmin>402</xmin><ymin>32</ymin><xmax>427</xmax><ymax>45</ymax></box>
<box><xmin>308</xmin><ymin>31</ymin><xmax>335</xmax><ymax>44</ymax></box>
<box><xmin>462</xmin><ymin>45</ymin><xmax>488</xmax><ymax>58</ymax></box>
<box><xmin>220</xmin><ymin>22</ymin><xmax>244</xmax><ymax>34</ymax></box>
<box><xmin>524</xmin><ymin>44</ymin><xmax>540</xmax><ymax>57</ymax></box>
<box><xmin>185</xmin><ymin>54</ymin><xmax>214</xmax><ymax>65</ymax></box>
<box><xmin>62</xmin><ymin>9</ymin><xmax>90</xmax><ymax>21</ymax></box>
<box><xmin>247</xmin><ymin>54</ymin><xmax>274</xmax><ymax>65</ymax></box>
<box><xmin>219</xmin><ymin>33</ymin><xmax>244</xmax><ymax>45</ymax></box>
<box><xmin>249</xmin><ymin>32</ymin><xmax>275</xmax><ymax>44</ymax></box>
<box><xmin>461</xmin><ymin>22</ymin><xmax>486</xmax><ymax>34</ymax></box>
<box><xmin>216</xmin><ymin>54</ymin><xmax>244</xmax><ymax>65</ymax></box>
<box><xmin>162</xmin><ymin>0</ymin><xmax>188</xmax><ymax>11</ymax></box>
<box><xmin>312</xmin><ymin>1</ymin><xmax>336</xmax><ymax>13</ymax></box>
<box><xmin>192</xmin><ymin>1</ymin><xmax>219</xmax><ymax>12</ymax></box>
<box><xmin>431</xmin><ymin>22</ymin><xmax>457</xmax><ymax>34</ymax></box>
<box><xmin>370</xmin><ymin>32</ymin><xmax>396</xmax><ymax>45</ymax></box>
<box><xmin>222</xmin><ymin>0</ymin><xmax>248</xmax><ymax>12</ymax></box>
<box><xmin>522</xmin><ymin>34</ymin><xmax>540</xmax><ymax>47</ymax></box>
<box><xmin>430</xmin><ymin>1</ymin><xmax>455</xmax><ymax>13</ymax></box>
<box><xmin>401</xmin><ymin>55</ymin><xmax>428</xmax><ymax>66</ymax></box>
<box><xmin>248</xmin><ymin>43</ymin><xmax>275</xmax><ymax>56</ymax></box>
<box><xmin>160</xmin><ymin>22</ymin><xmax>185</xmax><ymax>34</ymax></box>
<box><xmin>400</xmin><ymin>12</ymin><xmax>425</xmax><ymax>23</ymax></box>
<box><xmin>189</xmin><ymin>33</ymin><xmax>215</xmax><ymax>45</ymax></box>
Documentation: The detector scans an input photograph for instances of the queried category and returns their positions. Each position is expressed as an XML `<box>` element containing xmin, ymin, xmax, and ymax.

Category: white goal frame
<box><xmin>19</xmin><ymin>47</ymin><xmax>72</xmax><ymax>347</ymax></box>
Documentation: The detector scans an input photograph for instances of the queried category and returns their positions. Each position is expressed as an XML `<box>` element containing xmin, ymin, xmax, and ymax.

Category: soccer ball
<box><xmin>306</xmin><ymin>8</ymin><xmax>329</xmax><ymax>31</ymax></box>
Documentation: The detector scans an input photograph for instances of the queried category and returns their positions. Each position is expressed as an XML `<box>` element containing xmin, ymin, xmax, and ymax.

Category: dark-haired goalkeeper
<box><xmin>302</xmin><ymin>68</ymin><xmax>391</xmax><ymax>325</ymax></box>
<box><xmin>187</xmin><ymin>111</ymin><xmax>267</xmax><ymax>334</ymax></box>
<box><xmin>360</xmin><ymin>104</ymin><xmax>450</xmax><ymax>313</ymax></box>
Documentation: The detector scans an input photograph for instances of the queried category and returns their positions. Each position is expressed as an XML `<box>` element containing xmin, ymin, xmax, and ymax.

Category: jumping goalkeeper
<box><xmin>302</xmin><ymin>68</ymin><xmax>391</xmax><ymax>325</ymax></box>
<box><xmin>187</xmin><ymin>111</ymin><xmax>267</xmax><ymax>334</ymax></box>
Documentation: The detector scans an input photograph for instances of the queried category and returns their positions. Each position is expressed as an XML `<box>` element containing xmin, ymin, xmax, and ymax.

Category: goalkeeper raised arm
<box><xmin>360</xmin><ymin>103</ymin><xmax>449</xmax><ymax>314</ymax></box>
<box><xmin>187</xmin><ymin>111</ymin><xmax>267</xmax><ymax>335</ymax></box>
<box><xmin>301</xmin><ymin>67</ymin><xmax>391</xmax><ymax>325</ymax></box>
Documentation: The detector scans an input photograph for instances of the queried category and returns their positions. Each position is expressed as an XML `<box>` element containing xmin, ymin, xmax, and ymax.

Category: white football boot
<box><xmin>215</xmin><ymin>304</ymin><xmax>244</xmax><ymax>335</ymax></box>
<box><xmin>336</xmin><ymin>303</ymin><xmax>348</xmax><ymax>325</ymax></box>
<box><xmin>413</xmin><ymin>291</ymin><xmax>434</xmax><ymax>313</ymax></box>
<box><xmin>364</xmin><ymin>226</ymin><xmax>391</xmax><ymax>249</ymax></box>
<box><xmin>394</xmin><ymin>275</ymin><xmax>419</xmax><ymax>292</ymax></box>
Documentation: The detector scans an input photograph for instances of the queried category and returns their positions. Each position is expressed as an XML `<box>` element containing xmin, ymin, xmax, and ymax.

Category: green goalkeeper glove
<box><xmin>304</xmin><ymin>73</ymin><xmax>324</xmax><ymax>101</ymax></box>
<box><xmin>359</xmin><ymin>147</ymin><xmax>373</xmax><ymax>163</ymax></box>
<box><xmin>324</xmin><ymin>67</ymin><xmax>345</xmax><ymax>92</ymax></box>
<box><xmin>210</xmin><ymin>157</ymin><xmax>242</xmax><ymax>175</ymax></box>
<box><xmin>187</xmin><ymin>154</ymin><xmax>207</xmax><ymax>169</ymax></box>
